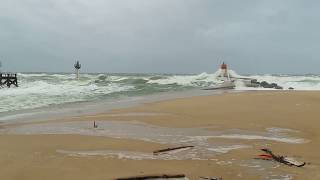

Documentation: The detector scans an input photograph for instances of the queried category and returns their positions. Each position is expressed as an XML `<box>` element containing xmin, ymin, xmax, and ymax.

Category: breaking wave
<box><xmin>248</xmin><ymin>74</ymin><xmax>320</xmax><ymax>90</ymax></box>
<box><xmin>1</xmin><ymin>72</ymin><xmax>320</xmax><ymax>113</ymax></box>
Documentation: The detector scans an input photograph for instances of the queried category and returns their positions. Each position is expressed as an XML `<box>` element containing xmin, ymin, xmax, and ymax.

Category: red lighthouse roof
<box><xmin>220</xmin><ymin>62</ymin><xmax>227</xmax><ymax>70</ymax></box>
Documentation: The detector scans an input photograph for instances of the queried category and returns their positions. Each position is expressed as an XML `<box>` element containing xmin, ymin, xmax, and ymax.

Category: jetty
<box><xmin>0</xmin><ymin>73</ymin><xmax>18</xmax><ymax>87</ymax></box>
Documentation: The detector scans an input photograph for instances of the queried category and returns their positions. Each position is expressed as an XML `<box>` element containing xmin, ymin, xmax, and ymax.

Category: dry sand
<box><xmin>1</xmin><ymin>91</ymin><xmax>320</xmax><ymax>179</ymax></box>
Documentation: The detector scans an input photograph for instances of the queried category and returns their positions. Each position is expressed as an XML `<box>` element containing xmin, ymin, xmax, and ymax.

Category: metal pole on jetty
<box><xmin>74</xmin><ymin>61</ymin><xmax>81</xmax><ymax>80</ymax></box>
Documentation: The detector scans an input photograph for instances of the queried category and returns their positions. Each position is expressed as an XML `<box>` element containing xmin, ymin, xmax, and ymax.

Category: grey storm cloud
<box><xmin>0</xmin><ymin>0</ymin><xmax>319</xmax><ymax>74</ymax></box>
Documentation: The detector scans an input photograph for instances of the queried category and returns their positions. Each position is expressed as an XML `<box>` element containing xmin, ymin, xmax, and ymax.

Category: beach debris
<box><xmin>256</xmin><ymin>148</ymin><xmax>306</xmax><ymax>167</ymax></box>
<box><xmin>257</xmin><ymin>154</ymin><xmax>273</xmax><ymax>160</ymax></box>
<box><xmin>93</xmin><ymin>121</ymin><xmax>98</xmax><ymax>128</ymax></box>
<box><xmin>153</xmin><ymin>146</ymin><xmax>194</xmax><ymax>155</ymax></box>
<box><xmin>200</xmin><ymin>176</ymin><xmax>222</xmax><ymax>180</ymax></box>
<box><xmin>116</xmin><ymin>174</ymin><xmax>186</xmax><ymax>180</ymax></box>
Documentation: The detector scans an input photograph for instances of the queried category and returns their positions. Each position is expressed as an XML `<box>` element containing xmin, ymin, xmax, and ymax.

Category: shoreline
<box><xmin>0</xmin><ymin>89</ymin><xmax>236</xmax><ymax>125</ymax></box>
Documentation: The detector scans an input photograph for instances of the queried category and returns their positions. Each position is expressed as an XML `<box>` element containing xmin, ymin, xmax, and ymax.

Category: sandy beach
<box><xmin>1</xmin><ymin>91</ymin><xmax>320</xmax><ymax>180</ymax></box>
<box><xmin>2</xmin><ymin>0</ymin><xmax>320</xmax><ymax>179</ymax></box>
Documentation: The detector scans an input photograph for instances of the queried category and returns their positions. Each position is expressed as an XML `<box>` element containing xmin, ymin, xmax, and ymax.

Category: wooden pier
<box><xmin>0</xmin><ymin>73</ymin><xmax>18</xmax><ymax>87</ymax></box>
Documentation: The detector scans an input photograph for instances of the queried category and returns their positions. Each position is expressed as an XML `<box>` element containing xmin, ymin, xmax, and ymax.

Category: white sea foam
<box><xmin>148</xmin><ymin>72</ymin><xmax>223</xmax><ymax>86</ymax></box>
<box><xmin>0</xmin><ymin>76</ymin><xmax>134</xmax><ymax>113</ymax></box>
<box><xmin>269</xmin><ymin>174</ymin><xmax>293</xmax><ymax>180</ymax></box>
<box><xmin>266</xmin><ymin>127</ymin><xmax>299</xmax><ymax>134</ymax></box>
<box><xmin>208</xmin><ymin>145</ymin><xmax>250</xmax><ymax>153</ymax></box>
<box><xmin>57</xmin><ymin>149</ymin><xmax>200</xmax><ymax>161</ymax></box>
<box><xmin>57</xmin><ymin>145</ymin><xmax>248</xmax><ymax>161</ymax></box>
<box><xmin>1</xmin><ymin>72</ymin><xmax>320</xmax><ymax>113</ymax></box>
<box><xmin>210</xmin><ymin>134</ymin><xmax>305</xmax><ymax>144</ymax></box>
<box><xmin>3</xmin><ymin>121</ymin><xmax>307</xmax><ymax>145</ymax></box>
<box><xmin>148</xmin><ymin>72</ymin><xmax>320</xmax><ymax>90</ymax></box>
<box><xmin>248</xmin><ymin>74</ymin><xmax>320</xmax><ymax>90</ymax></box>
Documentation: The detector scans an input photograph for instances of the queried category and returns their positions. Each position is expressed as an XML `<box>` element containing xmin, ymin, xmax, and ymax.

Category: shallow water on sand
<box><xmin>2</xmin><ymin>120</ymin><xmax>306</xmax><ymax>159</ymax></box>
<box><xmin>1</xmin><ymin>120</ymin><xmax>305</xmax><ymax>180</ymax></box>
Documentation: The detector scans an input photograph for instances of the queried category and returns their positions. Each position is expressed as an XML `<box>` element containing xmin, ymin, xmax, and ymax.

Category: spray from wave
<box><xmin>0</xmin><ymin>72</ymin><xmax>320</xmax><ymax>113</ymax></box>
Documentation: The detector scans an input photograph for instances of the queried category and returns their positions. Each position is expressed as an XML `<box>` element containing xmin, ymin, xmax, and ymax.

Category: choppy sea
<box><xmin>1</xmin><ymin>71</ymin><xmax>320</xmax><ymax>114</ymax></box>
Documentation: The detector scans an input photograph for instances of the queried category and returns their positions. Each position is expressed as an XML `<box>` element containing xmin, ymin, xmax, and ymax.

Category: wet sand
<box><xmin>1</xmin><ymin>91</ymin><xmax>320</xmax><ymax>179</ymax></box>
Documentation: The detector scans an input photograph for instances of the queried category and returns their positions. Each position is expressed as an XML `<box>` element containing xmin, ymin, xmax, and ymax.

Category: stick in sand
<box><xmin>153</xmin><ymin>146</ymin><xmax>194</xmax><ymax>155</ymax></box>
<box><xmin>116</xmin><ymin>174</ymin><xmax>186</xmax><ymax>180</ymax></box>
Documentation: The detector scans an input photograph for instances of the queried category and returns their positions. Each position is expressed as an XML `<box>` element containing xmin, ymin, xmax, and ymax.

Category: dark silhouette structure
<box><xmin>74</xmin><ymin>61</ymin><xmax>81</xmax><ymax>79</ymax></box>
<box><xmin>74</xmin><ymin>61</ymin><xmax>81</xmax><ymax>70</ymax></box>
<box><xmin>0</xmin><ymin>73</ymin><xmax>18</xmax><ymax>87</ymax></box>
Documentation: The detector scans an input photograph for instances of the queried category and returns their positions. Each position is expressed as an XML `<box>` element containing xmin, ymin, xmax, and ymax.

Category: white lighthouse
<box><xmin>74</xmin><ymin>61</ymin><xmax>81</xmax><ymax>80</ymax></box>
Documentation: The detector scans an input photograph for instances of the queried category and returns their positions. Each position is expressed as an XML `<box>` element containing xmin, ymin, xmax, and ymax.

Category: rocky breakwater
<box><xmin>249</xmin><ymin>79</ymin><xmax>294</xmax><ymax>90</ymax></box>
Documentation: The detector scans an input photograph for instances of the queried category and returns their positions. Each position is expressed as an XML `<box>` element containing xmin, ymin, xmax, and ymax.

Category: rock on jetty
<box><xmin>250</xmin><ymin>79</ymin><xmax>283</xmax><ymax>90</ymax></box>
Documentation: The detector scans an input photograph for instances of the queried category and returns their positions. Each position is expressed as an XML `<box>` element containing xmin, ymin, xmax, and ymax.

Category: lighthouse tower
<box><xmin>74</xmin><ymin>61</ymin><xmax>81</xmax><ymax>80</ymax></box>
<box><xmin>220</xmin><ymin>62</ymin><xmax>230</xmax><ymax>80</ymax></box>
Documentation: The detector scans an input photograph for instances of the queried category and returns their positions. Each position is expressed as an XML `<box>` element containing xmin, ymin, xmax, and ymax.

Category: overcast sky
<box><xmin>0</xmin><ymin>0</ymin><xmax>319</xmax><ymax>74</ymax></box>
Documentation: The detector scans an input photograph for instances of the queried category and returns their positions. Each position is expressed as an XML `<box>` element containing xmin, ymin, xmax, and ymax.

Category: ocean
<box><xmin>1</xmin><ymin>72</ymin><xmax>320</xmax><ymax>114</ymax></box>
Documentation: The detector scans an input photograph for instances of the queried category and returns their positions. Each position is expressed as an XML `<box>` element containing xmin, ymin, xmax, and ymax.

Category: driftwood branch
<box><xmin>153</xmin><ymin>146</ymin><xmax>194</xmax><ymax>155</ymax></box>
<box><xmin>260</xmin><ymin>148</ymin><xmax>306</xmax><ymax>167</ymax></box>
<box><xmin>200</xmin><ymin>176</ymin><xmax>222</xmax><ymax>180</ymax></box>
<box><xmin>116</xmin><ymin>174</ymin><xmax>186</xmax><ymax>180</ymax></box>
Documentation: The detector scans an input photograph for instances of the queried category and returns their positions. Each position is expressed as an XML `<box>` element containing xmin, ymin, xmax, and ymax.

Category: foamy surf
<box><xmin>57</xmin><ymin>144</ymin><xmax>249</xmax><ymax>161</ymax></box>
<box><xmin>239</xmin><ymin>160</ymin><xmax>293</xmax><ymax>180</ymax></box>
<box><xmin>209</xmin><ymin>134</ymin><xmax>305</xmax><ymax>144</ymax></box>
<box><xmin>1</xmin><ymin>72</ymin><xmax>320</xmax><ymax>114</ymax></box>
